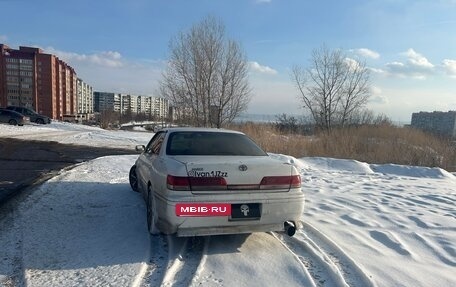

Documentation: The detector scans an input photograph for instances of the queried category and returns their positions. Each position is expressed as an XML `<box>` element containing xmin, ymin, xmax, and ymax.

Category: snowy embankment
<box><xmin>0</xmin><ymin>122</ymin><xmax>455</xmax><ymax>286</ymax></box>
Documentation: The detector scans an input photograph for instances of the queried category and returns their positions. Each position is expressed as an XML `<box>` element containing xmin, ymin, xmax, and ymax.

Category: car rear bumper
<box><xmin>176</xmin><ymin>223</ymin><xmax>288</xmax><ymax>237</ymax></box>
<box><xmin>154</xmin><ymin>191</ymin><xmax>305</xmax><ymax>236</ymax></box>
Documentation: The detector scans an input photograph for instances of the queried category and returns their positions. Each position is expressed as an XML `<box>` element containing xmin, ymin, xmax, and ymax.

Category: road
<box><xmin>0</xmin><ymin>138</ymin><xmax>134</xmax><ymax>204</ymax></box>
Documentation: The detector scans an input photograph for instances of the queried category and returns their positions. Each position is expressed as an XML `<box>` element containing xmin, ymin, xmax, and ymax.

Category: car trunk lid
<box><xmin>170</xmin><ymin>156</ymin><xmax>298</xmax><ymax>194</ymax></box>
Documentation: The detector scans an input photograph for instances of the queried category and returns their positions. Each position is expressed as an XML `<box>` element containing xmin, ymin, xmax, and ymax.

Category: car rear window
<box><xmin>166</xmin><ymin>131</ymin><xmax>268</xmax><ymax>156</ymax></box>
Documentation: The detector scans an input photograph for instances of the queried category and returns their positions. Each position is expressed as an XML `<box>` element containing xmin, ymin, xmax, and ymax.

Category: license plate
<box><xmin>175</xmin><ymin>203</ymin><xmax>231</xmax><ymax>217</ymax></box>
<box><xmin>231</xmin><ymin>203</ymin><xmax>261</xmax><ymax>220</ymax></box>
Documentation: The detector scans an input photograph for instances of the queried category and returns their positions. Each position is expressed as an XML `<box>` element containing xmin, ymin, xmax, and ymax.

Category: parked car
<box><xmin>0</xmin><ymin>108</ymin><xmax>30</xmax><ymax>126</ymax></box>
<box><xmin>6</xmin><ymin>106</ymin><xmax>51</xmax><ymax>124</ymax></box>
<box><xmin>129</xmin><ymin>127</ymin><xmax>304</xmax><ymax>237</ymax></box>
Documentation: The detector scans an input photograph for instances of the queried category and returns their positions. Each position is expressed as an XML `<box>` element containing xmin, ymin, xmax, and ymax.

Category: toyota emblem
<box><xmin>239</xmin><ymin>164</ymin><xmax>248</xmax><ymax>171</ymax></box>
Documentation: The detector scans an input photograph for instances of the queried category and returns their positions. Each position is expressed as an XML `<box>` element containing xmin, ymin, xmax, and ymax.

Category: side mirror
<box><xmin>135</xmin><ymin>145</ymin><xmax>145</xmax><ymax>152</ymax></box>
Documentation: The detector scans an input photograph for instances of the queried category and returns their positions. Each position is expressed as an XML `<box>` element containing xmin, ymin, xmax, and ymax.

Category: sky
<box><xmin>1</xmin><ymin>0</ymin><xmax>456</xmax><ymax>122</ymax></box>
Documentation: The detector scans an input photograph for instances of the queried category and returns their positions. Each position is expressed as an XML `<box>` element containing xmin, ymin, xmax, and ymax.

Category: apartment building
<box><xmin>411</xmin><ymin>111</ymin><xmax>456</xmax><ymax>138</ymax></box>
<box><xmin>0</xmin><ymin>44</ymin><xmax>77</xmax><ymax>119</ymax></box>
<box><xmin>93</xmin><ymin>91</ymin><xmax>168</xmax><ymax>119</ymax></box>
<box><xmin>76</xmin><ymin>78</ymin><xmax>93</xmax><ymax>114</ymax></box>
<box><xmin>151</xmin><ymin>97</ymin><xmax>168</xmax><ymax>119</ymax></box>
<box><xmin>74</xmin><ymin>78</ymin><xmax>95</xmax><ymax>122</ymax></box>
<box><xmin>94</xmin><ymin>92</ymin><xmax>120</xmax><ymax>113</ymax></box>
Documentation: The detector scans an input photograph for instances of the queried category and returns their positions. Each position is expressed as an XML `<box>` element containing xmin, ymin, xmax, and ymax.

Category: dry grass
<box><xmin>229</xmin><ymin>122</ymin><xmax>456</xmax><ymax>171</ymax></box>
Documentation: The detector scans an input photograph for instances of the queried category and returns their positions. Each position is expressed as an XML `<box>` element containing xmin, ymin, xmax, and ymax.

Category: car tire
<box><xmin>36</xmin><ymin>118</ymin><xmax>44</xmax><ymax>124</ymax></box>
<box><xmin>8</xmin><ymin>119</ymin><xmax>17</xmax><ymax>125</ymax></box>
<box><xmin>129</xmin><ymin>165</ymin><xmax>139</xmax><ymax>192</ymax></box>
<box><xmin>147</xmin><ymin>187</ymin><xmax>160</xmax><ymax>235</ymax></box>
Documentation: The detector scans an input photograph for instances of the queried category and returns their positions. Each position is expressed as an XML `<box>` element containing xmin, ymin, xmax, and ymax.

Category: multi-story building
<box><xmin>75</xmin><ymin>78</ymin><xmax>94</xmax><ymax>122</ymax></box>
<box><xmin>121</xmin><ymin>93</ymin><xmax>134</xmax><ymax>114</ymax></box>
<box><xmin>411</xmin><ymin>111</ymin><xmax>456</xmax><ymax>138</ymax></box>
<box><xmin>0</xmin><ymin>44</ymin><xmax>78</xmax><ymax>119</ymax></box>
<box><xmin>151</xmin><ymin>97</ymin><xmax>168</xmax><ymax>119</ymax></box>
<box><xmin>140</xmin><ymin>96</ymin><xmax>152</xmax><ymax>115</ymax></box>
<box><xmin>94</xmin><ymin>92</ymin><xmax>120</xmax><ymax>113</ymax></box>
<box><xmin>93</xmin><ymin>91</ymin><xmax>168</xmax><ymax>119</ymax></box>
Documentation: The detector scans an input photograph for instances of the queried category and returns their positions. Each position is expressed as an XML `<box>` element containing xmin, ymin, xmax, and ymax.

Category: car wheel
<box><xmin>36</xmin><ymin>118</ymin><xmax>44</xmax><ymax>124</ymax></box>
<box><xmin>8</xmin><ymin>119</ymin><xmax>17</xmax><ymax>125</ymax></box>
<box><xmin>147</xmin><ymin>187</ymin><xmax>160</xmax><ymax>235</ymax></box>
<box><xmin>129</xmin><ymin>165</ymin><xmax>139</xmax><ymax>192</ymax></box>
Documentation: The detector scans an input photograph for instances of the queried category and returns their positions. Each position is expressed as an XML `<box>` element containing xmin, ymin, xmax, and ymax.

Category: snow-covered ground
<box><xmin>0</xmin><ymin>122</ymin><xmax>455</xmax><ymax>287</ymax></box>
<box><xmin>0</xmin><ymin>121</ymin><xmax>152</xmax><ymax>149</ymax></box>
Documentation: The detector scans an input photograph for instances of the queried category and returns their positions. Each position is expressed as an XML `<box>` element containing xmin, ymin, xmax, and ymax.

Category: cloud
<box><xmin>385</xmin><ymin>48</ymin><xmax>434</xmax><ymax>79</ymax></box>
<box><xmin>344</xmin><ymin>57</ymin><xmax>363</xmax><ymax>71</ymax></box>
<box><xmin>370</xmin><ymin>95</ymin><xmax>389</xmax><ymax>104</ymax></box>
<box><xmin>255</xmin><ymin>0</ymin><xmax>272</xmax><ymax>3</ymax></box>
<box><xmin>249</xmin><ymin>61</ymin><xmax>278</xmax><ymax>75</ymax></box>
<box><xmin>36</xmin><ymin>46</ymin><xmax>165</xmax><ymax>94</ymax></box>
<box><xmin>442</xmin><ymin>59</ymin><xmax>456</xmax><ymax>78</ymax></box>
<box><xmin>402</xmin><ymin>48</ymin><xmax>434</xmax><ymax>69</ymax></box>
<box><xmin>369</xmin><ymin>86</ymin><xmax>388</xmax><ymax>104</ymax></box>
<box><xmin>352</xmin><ymin>48</ymin><xmax>380</xmax><ymax>59</ymax></box>
<box><xmin>368</xmin><ymin>67</ymin><xmax>386</xmax><ymax>75</ymax></box>
<box><xmin>44</xmin><ymin>47</ymin><xmax>124</xmax><ymax>68</ymax></box>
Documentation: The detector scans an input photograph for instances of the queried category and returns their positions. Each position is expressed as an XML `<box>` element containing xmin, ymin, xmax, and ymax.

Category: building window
<box><xmin>19</xmin><ymin>71</ymin><xmax>32</xmax><ymax>76</ymax></box>
<box><xmin>19</xmin><ymin>59</ymin><xmax>33</xmax><ymax>64</ymax></box>
<box><xmin>20</xmin><ymin>65</ymin><xmax>33</xmax><ymax>71</ymax></box>
<box><xmin>6</xmin><ymin>70</ymin><xmax>19</xmax><ymax>76</ymax></box>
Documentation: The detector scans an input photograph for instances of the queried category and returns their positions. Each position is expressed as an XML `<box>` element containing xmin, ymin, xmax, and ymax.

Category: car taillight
<box><xmin>290</xmin><ymin>175</ymin><xmax>301</xmax><ymax>188</ymax></box>
<box><xmin>167</xmin><ymin>175</ymin><xmax>227</xmax><ymax>191</ymax></box>
<box><xmin>260</xmin><ymin>175</ymin><xmax>301</xmax><ymax>190</ymax></box>
<box><xmin>167</xmin><ymin>175</ymin><xmax>190</xmax><ymax>191</ymax></box>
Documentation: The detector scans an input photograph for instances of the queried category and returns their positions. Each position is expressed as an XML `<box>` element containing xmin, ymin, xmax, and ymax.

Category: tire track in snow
<box><xmin>190</xmin><ymin>236</ymin><xmax>210</xmax><ymax>286</ymax></box>
<box><xmin>301</xmin><ymin>222</ymin><xmax>375</xmax><ymax>287</ymax></box>
<box><xmin>137</xmin><ymin>235</ymin><xmax>169</xmax><ymax>287</ymax></box>
<box><xmin>274</xmin><ymin>222</ymin><xmax>375</xmax><ymax>287</ymax></box>
<box><xmin>140</xmin><ymin>235</ymin><xmax>207</xmax><ymax>287</ymax></box>
<box><xmin>271</xmin><ymin>232</ymin><xmax>344</xmax><ymax>287</ymax></box>
<box><xmin>138</xmin><ymin>235</ymin><xmax>169</xmax><ymax>287</ymax></box>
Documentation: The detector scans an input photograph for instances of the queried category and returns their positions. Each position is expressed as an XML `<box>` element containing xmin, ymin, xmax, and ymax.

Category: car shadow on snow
<box><xmin>205</xmin><ymin>234</ymin><xmax>250</xmax><ymax>255</ymax></box>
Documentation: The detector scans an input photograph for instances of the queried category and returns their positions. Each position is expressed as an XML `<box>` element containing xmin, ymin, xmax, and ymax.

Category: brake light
<box><xmin>260</xmin><ymin>175</ymin><xmax>301</xmax><ymax>190</ymax></box>
<box><xmin>167</xmin><ymin>175</ymin><xmax>190</xmax><ymax>191</ymax></box>
<box><xmin>167</xmin><ymin>175</ymin><xmax>301</xmax><ymax>191</ymax></box>
<box><xmin>290</xmin><ymin>175</ymin><xmax>301</xmax><ymax>188</ymax></box>
<box><xmin>167</xmin><ymin>175</ymin><xmax>227</xmax><ymax>191</ymax></box>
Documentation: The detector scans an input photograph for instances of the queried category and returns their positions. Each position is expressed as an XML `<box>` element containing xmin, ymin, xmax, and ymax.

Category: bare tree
<box><xmin>159</xmin><ymin>16</ymin><xmax>251</xmax><ymax>128</ymax></box>
<box><xmin>99</xmin><ymin>110</ymin><xmax>120</xmax><ymax>129</ymax></box>
<box><xmin>291</xmin><ymin>45</ymin><xmax>371</xmax><ymax>131</ymax></box>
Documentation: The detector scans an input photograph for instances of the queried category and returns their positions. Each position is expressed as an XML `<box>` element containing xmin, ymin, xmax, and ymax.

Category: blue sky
<box><xmin>1</xmin><ymin>0</ymin><xmax>456</xmax><ymax>122</ymax></box>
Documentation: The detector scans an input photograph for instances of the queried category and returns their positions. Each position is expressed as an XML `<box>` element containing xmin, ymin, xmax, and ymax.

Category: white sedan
<box><xmin>129</xmin><ymin>127</ymin><xmax>304</xmax><ymax>237</ymax></box>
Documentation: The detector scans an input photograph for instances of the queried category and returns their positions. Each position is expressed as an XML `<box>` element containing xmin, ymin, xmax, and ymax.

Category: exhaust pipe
<box><xmin>284</xmin><ymin>221</ymin><xmax>296</xmax><ymax>237</ymax></box>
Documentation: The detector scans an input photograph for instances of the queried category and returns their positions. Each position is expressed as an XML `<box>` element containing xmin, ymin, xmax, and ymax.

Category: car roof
<box><xmin>161</xmin><ymin>127</ymin><xmax>244</xmax><ymax>135</ymax></box>
<box><xmin>7</xmin><ymin>105</ymin><xmax>30</xmax><ymax>109</ymax></box>
<box><xmin>0</xmin><ymin>108</ymin><xmax>23</xmax><ymax>116</ymax></box>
